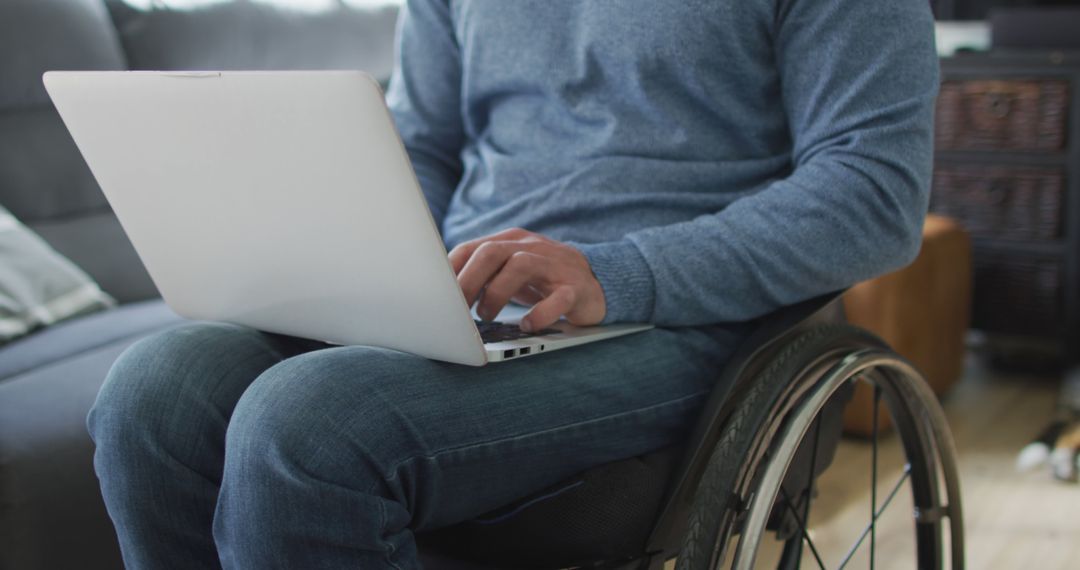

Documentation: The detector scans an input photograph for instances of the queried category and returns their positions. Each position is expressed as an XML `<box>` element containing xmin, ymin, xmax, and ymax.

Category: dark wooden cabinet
<box><xmin>934</xmin><ymin>52</ymin><xmax>1080</xmax><ymax>359</ymax></box>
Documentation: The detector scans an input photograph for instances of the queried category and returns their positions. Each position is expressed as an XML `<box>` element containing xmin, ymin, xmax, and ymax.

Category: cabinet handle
<box><xmin>985</xmin><ymin>92</ymin><xmax>1013</xmax><ymax>119</ymax></box>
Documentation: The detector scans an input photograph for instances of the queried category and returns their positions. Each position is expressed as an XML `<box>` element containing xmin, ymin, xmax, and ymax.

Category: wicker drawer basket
<box><xmin>972</xmin><ymin>251</ymin><xmax>1063</xmax><ymax>336</ymax></box>
<box><xmin>936</xmin><ymin>79</ymin><xmax>1069</xmax><ymax>151</ymax></box>
<box><xmin>930</xmin><ymin>165</ymin><xmax>1065</xmax><ymax>241</ymax></box>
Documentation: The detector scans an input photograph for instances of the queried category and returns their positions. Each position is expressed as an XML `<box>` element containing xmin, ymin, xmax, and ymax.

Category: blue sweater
<box><xmin>386</xmin><ymin>0</ymin><xmax>939</xmax><ymax>326</ymax></box>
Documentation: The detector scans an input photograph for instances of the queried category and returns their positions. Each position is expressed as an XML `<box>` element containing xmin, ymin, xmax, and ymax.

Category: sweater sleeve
<box><xmin>576</xmin><ymin>0</ymin><xmax>939</xmax><ymax>326</ymax></box>
<box><xmin>385</xmin><ymin>0</ymin><xmax>464</xmax><ymax>227</ymax></box>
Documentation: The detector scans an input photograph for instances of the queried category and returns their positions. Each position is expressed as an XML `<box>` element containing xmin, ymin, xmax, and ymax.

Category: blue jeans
<box><xmin>88</xmin><ymin>322</ymin><xmax>743</xmax><ymax>569</ymax></box>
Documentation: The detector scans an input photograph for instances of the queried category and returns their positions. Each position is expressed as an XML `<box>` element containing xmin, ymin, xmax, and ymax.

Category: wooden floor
<box><xmin>670</xmin><ymin>353</ymin><xmax>1080</xmax><ymax>569</ymax></box>
<box><xmin>934</xmin><ymin>354</ymin><xmax>1079</xmax><ymax>569</ymax></box>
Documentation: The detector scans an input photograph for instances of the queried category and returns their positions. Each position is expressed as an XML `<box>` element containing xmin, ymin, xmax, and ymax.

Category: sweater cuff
<box><xmin>572</xmin><ymin>240</ymin><xmax>655</xmax><ymax>324</ymax></box>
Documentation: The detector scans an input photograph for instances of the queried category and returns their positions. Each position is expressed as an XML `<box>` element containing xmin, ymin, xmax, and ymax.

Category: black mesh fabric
<box><xmin>417</xmin><ymin>446</ymin><xmax>682</xmax><ymax>569</ymax></box>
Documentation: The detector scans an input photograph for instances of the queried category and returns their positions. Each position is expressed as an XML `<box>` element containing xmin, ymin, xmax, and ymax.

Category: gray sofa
<box><xmin>0</xmin><ymin>1</ymin><xmax>399</xmax><ymax>567</ymax></box>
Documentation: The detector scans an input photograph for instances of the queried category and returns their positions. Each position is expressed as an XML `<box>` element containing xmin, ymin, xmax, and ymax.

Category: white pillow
<box><xmin>0</xmin><ymin>206</ymin><xmax>115</xmax><ymax>344</ymax></box>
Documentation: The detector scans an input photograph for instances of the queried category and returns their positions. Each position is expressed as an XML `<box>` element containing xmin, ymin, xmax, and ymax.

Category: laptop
<box><xmin>43</xmin><ymin>70</ymin><xmax>652</xmax><ymax>366</ymax></box>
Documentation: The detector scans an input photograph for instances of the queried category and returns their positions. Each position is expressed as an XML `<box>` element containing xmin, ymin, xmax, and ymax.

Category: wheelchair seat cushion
<box><xmin>417</xmin><ymin>445</ymin><xmax>682</xmax><ymax>569</ymax></box>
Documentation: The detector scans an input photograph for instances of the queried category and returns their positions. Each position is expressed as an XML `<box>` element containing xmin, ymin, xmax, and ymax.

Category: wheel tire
<box><xmin>677</xmin><ymin>324</ymin><xmax>886</xmax><ymax>570</ymax></box>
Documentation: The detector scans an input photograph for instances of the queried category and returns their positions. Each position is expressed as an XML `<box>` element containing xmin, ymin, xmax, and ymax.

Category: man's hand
<box><xmin>448</xmin><ymin>228</ymin><xmax>606</xmax><ymax>332</ymax></box>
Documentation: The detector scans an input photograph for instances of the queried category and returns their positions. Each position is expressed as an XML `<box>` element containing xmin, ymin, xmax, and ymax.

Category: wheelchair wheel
<box><xmin>677</xmin><ymin>324</ymin><xmax>964</xmax><ymax>570</ymax></box>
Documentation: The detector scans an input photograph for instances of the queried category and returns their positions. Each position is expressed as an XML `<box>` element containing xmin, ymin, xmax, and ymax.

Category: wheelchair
<box><xmin>416</xmin><ymin>293</ymin><xmax>965</xmax><ymax>569</ymax></box>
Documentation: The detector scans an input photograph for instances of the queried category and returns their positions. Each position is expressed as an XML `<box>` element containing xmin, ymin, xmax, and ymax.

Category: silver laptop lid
<box><xmin>45</xmin><ymin>70</ymin><xmax>488</xmax><ymax>366</ymax></box>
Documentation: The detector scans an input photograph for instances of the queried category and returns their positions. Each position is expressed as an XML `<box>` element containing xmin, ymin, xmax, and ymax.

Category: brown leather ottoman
<box><xmin>842</xmin><ymin>214</ymin><xmax>972</xmax><ymax>436</ymax></box>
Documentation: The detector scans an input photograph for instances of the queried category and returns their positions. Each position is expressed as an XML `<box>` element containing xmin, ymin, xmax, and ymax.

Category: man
<box><xmin>88</xmin><ymin>0</ymin><xmax>938</xmax><ymax>567</ymax></box>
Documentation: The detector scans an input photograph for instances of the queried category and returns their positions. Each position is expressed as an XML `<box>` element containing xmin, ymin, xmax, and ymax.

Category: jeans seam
<box><xmin>377</xmin><ymin>498</ymin><xmax>406</xmax><ymax>570</ymax></box>
<box><xmin>379</xmin><ymin>390</ymin><xmax>707</xmax><ymax>486</ymax></box>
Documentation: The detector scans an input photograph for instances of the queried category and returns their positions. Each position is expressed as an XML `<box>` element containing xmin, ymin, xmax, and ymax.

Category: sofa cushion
<box><xmin>0</xmin><ymin>299</ymin><xmax>181</xmax><ymax>381</ymax></box>
<box><xmin>30</xmin><ymin>211</ymin><xmax>159</xmax><ymax>304</ymax></box>
<box><xmin>0</xmin><ymin>0</ymin><xmax>126</xmax><ymax>111</ymax></box>
<box><xmin>0</xmin><ymin>300</ymin><xmax>182</xmax><ymax>567</ymax></box>
<box><xmin>0</xmin><ymin>0</ymin><xmax>126</xmax><ymax>225</ymax></box>
<box><xmin>106</xmin><ymin>0</ymin><xmax>399</xmax><ymax>82</ymax></box>
<box><xmin>0</xmin><ymin>330</ymin><xmax>175</xmax><ymax>570</ymax></box>
<box><xmin>0</xmin><ymin>108</ymin><xmax>112</xmax><ymax>224</ymax></box>
<box><xmin>0</xmin><ymin>206</ymin><xmax>115</xmax><ymax>345</ymax></box>
<box><xmin>0</xmin><ymin>0</ymin><xmax>153</xmax><ymax>308</ymax></box>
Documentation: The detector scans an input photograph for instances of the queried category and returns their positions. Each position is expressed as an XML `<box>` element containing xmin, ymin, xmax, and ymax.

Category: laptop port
<box><xmin>503</xmin><ymin>349</ymin><xmax>516</xmax><ymax>358</ymax></box>
<box><xmin>539</xmin><ymin>345</ymin><xmax>545</xmax><ymax>351</ymax></box>
<box><xmin>520</xmin><ymin>347</ymin><xmax>531</xmax><ymax>355</ymax></box>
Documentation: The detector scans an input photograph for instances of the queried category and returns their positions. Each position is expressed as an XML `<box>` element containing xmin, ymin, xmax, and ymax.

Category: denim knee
<box><xmin>87</xmin><ymin>323</ymin><xmax>272</xmax><ymax>455</ymax></box>
<box><xmin>221</xmin><ymin>347</ymin><xmax>411</xmax><ymax>493</ymax></box>
<box><xmin>215</xmin><ymin>349</ymin><xmax>433</xmax><ymax>567</ymax></box>
<box><xmin>90</xmin><ymin>325</ymin><xmax>198</xmax><ymax>444</ymax></box>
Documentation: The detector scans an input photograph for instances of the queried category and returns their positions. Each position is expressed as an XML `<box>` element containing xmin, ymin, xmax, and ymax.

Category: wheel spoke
<box><xmin>779</xmin><ymin>486</ymin><xmax>827</xmax><ymax>570</ymax></box>
<box><xmin>805</xmin><ymin>415</ymin><xmax>821</xmax><ymax>523</ymax></box>
<box><xmin>871</xmin><ymin>383</ymin><xmax>881</xmax><ymax>569</ymax></box>
<box><xmin>838</xmin><ymin>465</ymin><xmax>912</xmax><ymax>570</ymax></box>
<box><xmin>796</xmin><ymin>414</ymin><xmax>823</xmax><ymax>563</ymax></box>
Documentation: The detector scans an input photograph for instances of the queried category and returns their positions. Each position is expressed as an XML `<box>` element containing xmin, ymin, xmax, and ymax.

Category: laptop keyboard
<box><xmin>475</xmin><ymin>320</ymin><xmax>560</xmax><ymax>343</ymax></box>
